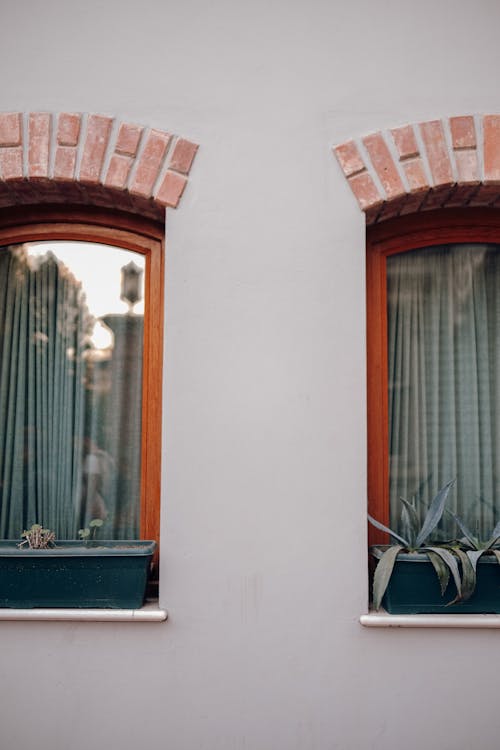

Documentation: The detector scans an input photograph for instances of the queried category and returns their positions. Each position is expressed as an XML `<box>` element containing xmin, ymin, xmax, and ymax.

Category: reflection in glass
<box><xmin>0</xmin><ymin>242</ymin><xmax>144</xmax><ymax>539</ymax></box>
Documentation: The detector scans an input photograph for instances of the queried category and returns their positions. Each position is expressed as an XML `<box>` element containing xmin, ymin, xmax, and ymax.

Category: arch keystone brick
<box><xmin>333</xmin><ymin>114</ymin><xmax>500</xmax><ymax>224</ymax></box>
<box><xmin>0</xmin><ymin>111</ymin><xmax>199</xmax><ymax>220</ymax></box>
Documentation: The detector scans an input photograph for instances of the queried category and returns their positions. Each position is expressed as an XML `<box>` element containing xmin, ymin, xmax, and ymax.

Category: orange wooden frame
<box><xmin>367</xmin><ymin>207</ymin><xmax>500</xmax><ymax>544</ymax></box>
<box><xmin>0</xmin><ymin>206</ymin><xmax>164</xmax><ymax>572</ymax></box>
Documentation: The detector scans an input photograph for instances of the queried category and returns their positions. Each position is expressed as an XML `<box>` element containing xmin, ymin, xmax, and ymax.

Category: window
<box><xmin>367</xmin><ymin>209</ymin><xmax>500</xmax><ymax>542</ymax></box>
<box><xmin>0</xmin><ymin>207</ymin><xmax>163</xmax><ymax>578</ymax></box>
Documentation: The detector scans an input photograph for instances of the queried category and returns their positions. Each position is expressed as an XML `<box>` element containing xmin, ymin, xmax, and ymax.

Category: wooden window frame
<box><xmin>0</xmin><ymin>205</ymin><xmax>164</xmax><ymax>574</ymax></box>
<box><xmin>367</xmin><ymin>207</ymin><xmax>500</xmax><ymax>544</ymax></box>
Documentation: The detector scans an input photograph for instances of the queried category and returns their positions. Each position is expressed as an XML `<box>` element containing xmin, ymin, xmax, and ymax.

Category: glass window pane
<box><xmin>0</xmin><ymin>241</ymin><xmax>145</xmax><ymax>540</ymax></box>
<box><xmin>387</xmin><ymin>243</ymin><xmax>500</xmax><ymax>540</ymax></box>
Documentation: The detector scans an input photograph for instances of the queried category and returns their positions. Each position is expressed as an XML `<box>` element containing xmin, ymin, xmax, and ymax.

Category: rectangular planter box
<box><xmin>371</xmin><ymin>547</ymin><xmax>500</xmax><ymax>614</ymax></box>
<box><xmin>0</xmin><ymin>541</ymin><xmax>156</xmax><ymax>609</ymax></box>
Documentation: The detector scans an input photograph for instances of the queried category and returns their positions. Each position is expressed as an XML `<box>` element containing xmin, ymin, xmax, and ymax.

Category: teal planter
<box><xmin>371</xmin><ymin>547</ymin><xmax>500</xmax><ymax>614</ymax></box>
<box><xmin>0</xmin><ymin>541</ymin><xmax>156</xmax><ymax>609</ymax></box>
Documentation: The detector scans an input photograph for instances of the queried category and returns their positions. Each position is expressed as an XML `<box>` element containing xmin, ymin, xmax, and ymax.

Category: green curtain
<box><xmin>0</xmin><ymin>244</ymin><xmax>143</xmax><ymax>540</ymax></box>
<box><xmin>388</xmin><ymin>243</ymin><xmax>500</xmax><ymax>540</ymax></box>
<box><xmin>0</xmin><ymin>246</ymin><xmax>88</xmax><ymax>538</ymax></box>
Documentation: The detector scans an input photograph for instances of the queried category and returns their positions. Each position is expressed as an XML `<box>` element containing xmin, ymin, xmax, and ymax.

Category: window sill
<box><xmin>360</xmin><ymin>610</ymin><xmax>500</xmax><ymax>629</ymax></box>
<box><xmin>0</xmin><ymin>600</ymin><xmax>167</xmax><ymax>622</ymax></box>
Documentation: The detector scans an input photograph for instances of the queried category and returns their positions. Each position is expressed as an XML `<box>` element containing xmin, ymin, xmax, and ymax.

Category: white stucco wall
<box><xmin>2</xmin><ymin>1</ymin><xmax>500</xmax><ymax>748</ymax></box>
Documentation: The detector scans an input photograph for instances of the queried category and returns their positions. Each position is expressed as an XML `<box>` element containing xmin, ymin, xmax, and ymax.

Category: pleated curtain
<box><xmin>388</xmin><ymin>243</ymin><xmax>500</xmax><ymax>540</ymax></box>
<box><xmin>0</xmin><ymin>245</ymin><xmax>142</xmax><ymax>540</ymax></box>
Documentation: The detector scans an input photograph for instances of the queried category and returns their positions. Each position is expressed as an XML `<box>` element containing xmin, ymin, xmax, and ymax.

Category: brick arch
<box><xmin>333</xmin><ymin>115</ymin><xmax>500</xmax><ymax>225</ymax></box>
<box><xmin>0</xmin><ymin>112</ymin><xmax>198</xmax><ymax>221</ymax></box>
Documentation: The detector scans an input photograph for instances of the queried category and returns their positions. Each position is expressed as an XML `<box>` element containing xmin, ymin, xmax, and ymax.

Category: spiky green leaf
<box><xmin>466</xmin><ymin>549</ymin><xmax>485</xmax><ymax>573</ymax></box>
<box><xmin>372</xmin><ymin>545</ymin><xmax>404</xmax><ymax>610</ymax></box>
<box><xmin>426</xmin><ymin>549</ymin><xmax>450</xmax><ymax>596</ymax></box>
<box><xmin>490</xmin><ymin>549</ymin><xmax>500</xmax><ymax>566</ymax></box>
<box><xmin>448</xmin><ymin>512</ymin><xmax>478</xmax><ymax>549</ymax></box>
<box><xmin>400</xmin><ymin>497</ymin><xmax>419</xmax><ymax>548</ymax></box>
<box><xmin>367</xmin><ymin>515</ymin><xmax>409</xmax><ymax>547</ymax></box>
<box><xmin>485</xmin><ymin>521</ymin><xmax>500</xmax><ymax>549</ymax></box>
<box><xmin>454</xmin><ymin>548</ymin><xmax>476</xmax><ymax>602</ymax></box>
<box><xmin>415</xmin><ymin>480</ymin><xmax>455</xmax><ymax>547</ymax></box>
<box><xmin>422</xmin><ymin>546</ymin><xmax>462</xmax><ymax>602</ymax></box>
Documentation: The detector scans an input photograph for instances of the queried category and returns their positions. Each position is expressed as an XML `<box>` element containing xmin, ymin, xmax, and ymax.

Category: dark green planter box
<box><xmin>0</xmin><ymin>541</ymin><xmax>156</xmax><ymax>609</ymax></box>
<box><xmin>371</xmin><ymin>547</ymin><xmax>500</xmax><ymax>614</ymax></box>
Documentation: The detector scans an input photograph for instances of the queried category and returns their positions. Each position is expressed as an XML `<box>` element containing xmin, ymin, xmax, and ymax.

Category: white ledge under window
<box><xmin>361</xmin><ymin>610</ymin><xmax>500</xmax><ymax>629</ymax></box>
<box><xmin>0</xmin><ymin>601</ymin><xmax>167</xmax><ymax>622</ymax></box>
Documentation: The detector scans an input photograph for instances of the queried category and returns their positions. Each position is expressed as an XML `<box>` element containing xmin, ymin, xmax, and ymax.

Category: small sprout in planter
<box><xmin>368</xmin><ymin>480</ymin><xmax>466</xmax><ymax>610</ymax></box>
<box><xmin>78</xmin><ymin>518</ymin><xmax>104</xmax><ymax>545</ymax></box>
<box><xmin>19</xmin><ymin>524</ymin><xmax>56</xmax><ymax>549</ymax></box>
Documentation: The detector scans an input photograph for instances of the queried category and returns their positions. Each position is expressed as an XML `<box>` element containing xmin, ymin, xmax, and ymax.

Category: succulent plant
<box><xmin>368</xmin><ymin>480</ymin><xmax>463</xmax><ymax>610</ymax></box>
<box><xmin>78</xmin><ymin>518</ymin><xmax>104</xmax><ymax>544</ymax></box>
<box><xmin>18</xmin><ymin>524</ymin><xmax>56</xmax><ymax>549</ymax></box>
<box><xmin>448</xmin><ymin>513</ymin><xmax>500</xmax><ymax>579</ymax></box>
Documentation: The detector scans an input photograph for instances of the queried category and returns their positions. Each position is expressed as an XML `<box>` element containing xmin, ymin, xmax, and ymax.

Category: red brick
<box><xmin>28</xmin><ymin>180</ymin><xmax>63</xmax><ymax>204</ymax></box>
<box><xmin>82</xmin><ymin>183</ymin><xmax>114</xmax><ymax>209</ymax></box>
<box><xmin>105</xmin><ymin>154</ymin><xmax>132</xmax><ymax>190</ymax></box>
<box><xmin>454</xmin><ymin>150</ymin><xmax>479</xmax><ymax>184</ymax></box>
<box><xmin>0</xmin><ymin>189</ymin><xmax>14</xmax><ymax>208</ymax></box>
<box><xmin>155</xmin><ymin>170</ymin><xmax>188</xmax><ymax>208</ymax></box>
<box><xmin>483</xmin><ymin>115</ymin><xmax>500</xmax><ymax>183</ymax></box>
<box><xmin>115</xmin><ymin>123</ymin><xmax>143</xmax><ymax>156</ymax></box>
<box><xmin>140</xmin><ymin>201</ymin><xmax>164</xmax><ymax>221</ymax></box>
<box><xmin>398</xmin><ymin>190</ymin><xmax>427</xmax><ymax>216</ymax></box>
<box><xmin>363</xmin><ymin>132</ymin><xmax>405</xmax><ymax>200</ymax></box>
<box><xmin>403</xmin><ymin>158</ymin><xmax>428</xmax><ymax>192</ymax></box>
<box><xmin>7</xmin><ymin>179</ymin><xmax>40</xmax><ymax>204</ymax></box>
<box><xmin>56</xmin><ymin>181</ymin><xmax>88</xmax><ymax>203</ymax></box>
<box><xmin>377</xmin><ymin>194</ymin><xmax>407</xmax><ymax>222</ymax></box>
<box><xmin>57</xmin><ymin>113</ymin><xmax>81</xmax><ymax>147</ymax></box>
<box><xmin>450</xmin><ymin>116</ymin><xmax>476</xmax><ymax>149</ymax></box>
<box><xmin>128</xmin><ymin>195</ymin><xmax>163</xmax><ymax>221</ymax></box>
<box><xmin>130</xmin><ymin>129</ymin><xmax>171</xmax><ymax>198</ymax></box>
<box><xmin>421</xmin><ymin>184</ymin><xmax>455</xmax><ymax>210</ymax></box>
<box><xmin>391</xmin><ymin>125</ymin><xmax>418</xmax><ymax>160</ymax></box>
<box><xmin>0</xmin><ymin>181</ymin><xmax>14</xmax><ymax>207</ymax></box>
<box><xmin>109</xmin><ymin>189</ymin><xmax>135</xmax><ymax>213</ymax></box>
<box><xmin>28</xmin><ymin>112</ymin><xmax>51</xmax><ymax>179</ymax></box>
<box><xmin>468</xmin><ymin>183</ymin><xmax>500</xmax><ymax>205</ymax></box>
<box><xmin>54</xmin><ymin>146</ymin><xmax>77</xmax><ymax>180</ymax></box>
<box><xmin>0</xmin><ymin>147</ymin><xmax>23</xmax><ymax>180</ymax></box>
<box><xmin>334</xmin><ymin>140</ymin><xmax>365</xmax><ymax>177</ymax></box>
<box><xmin>420</xmin><ymin>120</ymin><xmax>454</xmax><ymax>187</ymax></box>
<box><xmin>79</xmin><ymin>114</ymin><xmax>113</xmax><ymax>184</ymax></box>
<box><xmin>346</xmin><ymin>171</ymin><xmax>383</xmax><ymax>211</ymax></box>
<box><xmin>443</xmin><ymin>183</ymin><xmax>480</xmax><ymax>207</ymax></box>
<box><xmin>169</xmin><ymin>138</ymin><xmax>198</xmax><ymax>174</ymax></box>
<box><xmin>0</xmin><ymin>112</ymin><xmax>22</xmax><ymax>147</ymax></box>
<box><xmin>489</xmin><ymin>192</ymin><xmax>500</xmax><ymax>209</ymax></box>
<box><xmin>365</xmin><ymin>204</ymin><xmax>382</xmax><ymax>225</ymax></box>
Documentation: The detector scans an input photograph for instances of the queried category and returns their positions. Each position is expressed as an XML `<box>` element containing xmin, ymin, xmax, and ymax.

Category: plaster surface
<box><xmin>1</xmin><ymin>1</ymin><xmax>500</xmax><ymax>748</ymax></box>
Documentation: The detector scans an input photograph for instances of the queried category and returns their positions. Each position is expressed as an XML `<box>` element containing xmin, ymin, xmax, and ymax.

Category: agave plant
<box><xmin>449</xmin><ymin>513</ymin><xmax>500</xmax><ymax>577</ymax></box>
<box><xmin>368</xmin><ymin>480</ymin><xmax>465</xmax><ymax>610</ymax></box>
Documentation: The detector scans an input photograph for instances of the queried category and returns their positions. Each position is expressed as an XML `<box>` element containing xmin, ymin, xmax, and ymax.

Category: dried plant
<box><xmin>19</xmin><ymin>524</ymin><xmax>56</xmax><ymax>549</ymax></box>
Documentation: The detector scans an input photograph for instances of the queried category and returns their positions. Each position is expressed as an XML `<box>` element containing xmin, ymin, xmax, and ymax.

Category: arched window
<box><xmin>367</xmin><ymin>209</ymin><xmax>500</xmax><ymax>543</ymax></box>
<box><xmin>0</xmin><ymin>206</ymin><xmax>164</xmax><ymax>576</ymax></box>
<box><xmin>0</xmin><ymin>112</ymin><xmax>197</xmax><ymax>599</ymax></box>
